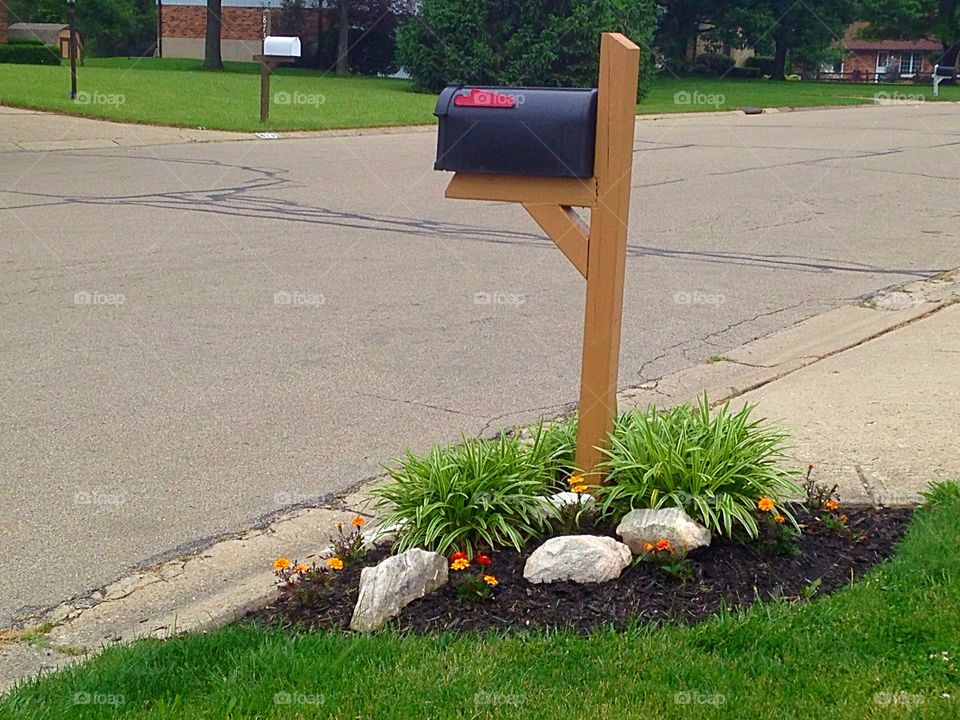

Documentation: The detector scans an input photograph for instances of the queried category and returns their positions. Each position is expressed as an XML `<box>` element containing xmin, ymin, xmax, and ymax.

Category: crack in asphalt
<box><xmin>354</xmin><ymin>391</ymin><xmax>475</xmax><ymax>418</ymax></box>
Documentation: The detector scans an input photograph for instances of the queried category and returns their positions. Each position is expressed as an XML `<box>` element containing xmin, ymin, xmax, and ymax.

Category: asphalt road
<box><xmin>2</xmin><ymin>103</ymin><xmax>959</xmax><ymax>626</ymax></box>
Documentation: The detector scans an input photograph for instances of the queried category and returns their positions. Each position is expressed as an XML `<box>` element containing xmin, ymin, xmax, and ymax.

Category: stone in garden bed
<box><xmin>523</xmin><ymin>535</ymin><xmax>632</xmax><ymax>584</ymax></box>
<box><xmin>616</xmin><ymin>507</ymin><xmax>712</xmax><ymax>554</ymax></box>
<box><xmin>350</xmin><ymin>548</ymin><xmax>448</xmax><ymax>632</ymax></box>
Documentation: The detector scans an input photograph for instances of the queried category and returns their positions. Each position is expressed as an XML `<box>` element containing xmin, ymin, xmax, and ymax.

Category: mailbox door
<box><xmin>434</xmin><ymin>86</ymin><xmax>598</xmax><ymax>179</ymax></box>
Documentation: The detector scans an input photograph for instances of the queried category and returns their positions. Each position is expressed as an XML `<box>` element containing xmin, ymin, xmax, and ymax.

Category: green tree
<box><xmin>656</xmin><ymin>0</ymin><xmax>721</xmax><ymax>63</ymax></box>
<box><xmin>861</xmin><ymin>0</ymin><xmax>960</xmax><ymax>67</ymax></box>
<box><xmin>4</xmin><ymin>0</ymin><xmax>156</xmax><ymax>56</ymax></box>
<box><xmin>717</xmin><ymin>0</ymin><xmax>856</xmax><ymax>80</ymax></box>
<box><xmin>397</xmin><ymin>0</ymin><xmax>658</xmax><ymax>96</ymax></box>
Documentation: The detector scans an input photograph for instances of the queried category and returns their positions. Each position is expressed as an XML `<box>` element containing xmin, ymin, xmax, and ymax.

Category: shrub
<box><xmin>316</xmin><ymin>27</ymin><xmax>399</xmax><ymax>76</ymax></box>
<box><xmin>8</xmin><ymin>38</ymin><xmax>45</xmax><ymax>47</ymax></box>
<box><xmin>744</xmin><ymin>55</ymin><xmax>777</xmax><ymax>76</ymax></box>
<box><xmin>728</xmin><ymin>66</ymin><xmax>763</xmax><ymax>80</ymax></box>
<box><xmin>373</xmin><ymin>430</ymin><xmax>566</xmax><ymax>554</ymax></box>
<box><xmin>396</xmin><ymin>0</ymin><xmax>658</xmax><ymax>99</ymax></box>
<box><xmin>523</xmin><ymin>417</ymin><xmax>578</xmax><ymax>486</ymax></box>
<box><xmin>659</xmin><ymin>56</ymin><xmax>696</xmax><ymax>76</ymax></box>
<box><xmin>596</xmin><ymin>396</ymin><xmax>801</xmax><ymax>538</ymax></box>
<box><xmin>0</xmin><ymin>45</ymin><xmax>61</xmax><ymax>66</ymax></box>
<box><xmin>695</xmin><ymin>53</ymin><xmax>735</xmax><ymax>77</ymax></box>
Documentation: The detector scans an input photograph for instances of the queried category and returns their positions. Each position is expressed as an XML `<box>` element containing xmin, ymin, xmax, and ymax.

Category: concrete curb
<box><xmin>2</xmin><ymin>268</ymin><xmax>957</xmax><ymax>694</ymax></box>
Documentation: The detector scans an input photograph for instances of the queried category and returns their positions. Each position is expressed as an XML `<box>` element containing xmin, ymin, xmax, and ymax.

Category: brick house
<box><xmin>820</xmin><ymin>21</ymin><xmax>944</xmax><ymax>82</ymax></box>
<box><xmin>159</xmin><ymin>0</ymin><xmax>333</xmax><ymax>62</ymax></box>
<box><xmin>0</xmin><ymin>2</ymin><xmax>8</xmax><ymax>45</ymax></box>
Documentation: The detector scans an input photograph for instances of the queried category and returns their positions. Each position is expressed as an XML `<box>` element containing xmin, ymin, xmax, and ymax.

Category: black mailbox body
<box><xmin>434</xmin><ymin>85</ymin><xmax>598</xmax><ymax>179</ymax></box>
<box><xmin>935</xmin><ymin>64</ymin><xmax>957</xmax><ymax>80</ymax></box>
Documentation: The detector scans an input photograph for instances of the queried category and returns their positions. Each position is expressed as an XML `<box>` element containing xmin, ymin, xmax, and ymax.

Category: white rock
<box><xmin>350</xmin><ymin>548</ymin><xmax>448</xmax><ymax>632</ymax></box>
<box><xmin>523</xmin><ymin>535</ymin><xmax>632</xmax><ymax>584</ymax></box>
<box><xmin>616</xmin><ymin>507</ymin><xmax>711</xmax><ymax>554</ymax></box>
<box><xmin>547</xmin><ymin>491</ymin><xmax>596</xmax><ymax>511</ymax></box>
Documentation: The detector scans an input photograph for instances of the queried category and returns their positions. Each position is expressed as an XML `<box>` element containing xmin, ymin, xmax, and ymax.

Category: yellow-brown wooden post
<box><xmin>574</xmin><ymin>33</ymin><xmax>640</xmax><ymax>479</ymax></box>
<box><xmin>439</xmin><ymin>32</ymin><xmax>639</xmax><ymax>482</ymax></box>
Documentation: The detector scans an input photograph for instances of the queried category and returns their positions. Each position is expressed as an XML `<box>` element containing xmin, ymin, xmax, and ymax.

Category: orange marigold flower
<box><xmin>293</xmin><ymin>564</ymin><xmax>309</xmax><ymax>573</ymax></box>
<box><xmin>641</xmin><ymin>542</ymin><xmax>655</xmax><ymax>554</ymax></box>
<box><xmin>451</xmin><ymin>558</ymin><xmax>470</xmax><ymax>571</ymax></box>
<box><xmin>350</xmin><ymin>515</ymin><xmax>366</xmax><ymax>527</ymax></box>
<box><xmin>476</xmin><ymin>554</ymin><xmax>492</xmax><ymax>566</ymax></box>
<box><xmin>571</xmin><ymin>484</ymin><xmax>589</xmax><ymax>494</ymax></box>
<box><xmin>567</xmin><ymin>475</ymin><xmax>586</xmax><ymax>487</ymax></box>
<box><xmin>325</xmin><ymin>557</ymin><xmax>344</xmax><ymax>571</ymax></box>
<box><xmin>450</xmin><ymin>551</ymin><xmax>468</xmax><ymax>562</ymax></box>
<box><xmin>839</xmin><ymin>514</ymin><xmax>848</xmax><ymax>523</ymax></box>
<box><xmin>757</xmin><ymin>497</ymin><xmax>776</xmax><ymax>512</ymax></box>
<box><xmin>273</xmin><ymin>557</ymin><xmax>292</xmax><ymax>571</ymax></box>
<box><xmin>825</xmin><ymin>500</ymin><xmax>840</xmax><ymax>511</ymax></box>
<box><xmin>773</xmin><ymin>514</ymin><xmax>786</xmax><ymax>524</ymax></box>
<box><xmin>483</xmin><ymin>575</ymin><xmax>498</xmax><ymax>587</ymax></box>
<box><xmin>655</xmin><ymin>538</ymin><xmax>671</xmax><ymax>552</ymax></box>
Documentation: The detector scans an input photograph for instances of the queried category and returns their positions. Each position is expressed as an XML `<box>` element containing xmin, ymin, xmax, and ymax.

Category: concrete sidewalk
<box><xmin>620</xmin><ymin>268</ymin><xmax>960</xmax><ymax>505</ymax></box>
<box><xmin>1</xmin><ymin>269</ymin><xmax>958</xmax><ymax>693</ymax></box>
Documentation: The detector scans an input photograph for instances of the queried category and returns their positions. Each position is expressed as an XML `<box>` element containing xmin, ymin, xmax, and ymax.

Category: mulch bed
<box><xmin>246</xmin><ymin>506</ymin><xmax>912</xmax><ymax>634</ymax></box>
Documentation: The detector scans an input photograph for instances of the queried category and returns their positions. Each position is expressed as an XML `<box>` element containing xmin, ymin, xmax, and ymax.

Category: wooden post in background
<box><xmin>574</xmin><ymin>33</ymin><xmax>640</xmax><ymax>478</ymax></box>
<box><xmin>259</xmin><ymin>11</ymin><xmax>273</xmax><ymax>123</ymax></box>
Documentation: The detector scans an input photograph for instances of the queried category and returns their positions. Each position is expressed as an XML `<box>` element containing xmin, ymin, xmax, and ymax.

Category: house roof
<box><xmin>8</xmin><ymin>23</ymin><xmax>71</xmax><ymax>46</ymax></box>
<box><xmin>839</xmin><ymin>21</ymin><xmax>940</xmax><ymax>52</ymax></box>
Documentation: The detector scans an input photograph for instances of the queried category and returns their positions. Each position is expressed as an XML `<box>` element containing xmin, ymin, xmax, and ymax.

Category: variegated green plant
<box><xmin>373</xmin><ymin>425</ymin><xmax>572</xmax><ymax>555</ymax></box>
<box><xmin>596</xmin><ymin>396</ymin><xmax>801</xmax><ymax>538</ymax></box>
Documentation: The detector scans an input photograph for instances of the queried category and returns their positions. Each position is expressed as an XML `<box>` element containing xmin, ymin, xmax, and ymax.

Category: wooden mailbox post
<box><xmin>255</xmin><ymin>11</ymin><xmax>299</xmax><ymax>123</ymax></box>
<box><xmin>442</xmin><ymin>33</ymin><xmax>640</xmax><ymax>482</ymax></box>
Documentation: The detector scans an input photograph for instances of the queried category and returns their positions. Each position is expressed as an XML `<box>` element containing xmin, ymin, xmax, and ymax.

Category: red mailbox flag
<box><xmin>453</xmin><ymin>88</ymin><xmax>516</xmax><ymax>108</ymax></box>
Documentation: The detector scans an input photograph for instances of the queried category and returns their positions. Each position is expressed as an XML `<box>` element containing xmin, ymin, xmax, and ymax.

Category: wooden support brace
<box><xmin>522</xmin><ymin>203</ymin><xmax>589</xmax><ymax>278</ymax></box>
<box><xmin>445</xmin><ymin>173</ymin><xmax>597</xmax><ymax>208</ymax></box>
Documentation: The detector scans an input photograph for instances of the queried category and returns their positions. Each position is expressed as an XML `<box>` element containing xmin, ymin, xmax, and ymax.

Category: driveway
<box><xmin>2</xmin><ymin>102</ymin><xmax>959</xmax><ymax>626</ymax></box>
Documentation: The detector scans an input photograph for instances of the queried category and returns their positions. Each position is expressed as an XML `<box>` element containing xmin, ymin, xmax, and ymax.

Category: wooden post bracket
<box><xmin>441</xmin><ymin>33</ymin><xmax>640</xmax><ymax>481</ymax></box>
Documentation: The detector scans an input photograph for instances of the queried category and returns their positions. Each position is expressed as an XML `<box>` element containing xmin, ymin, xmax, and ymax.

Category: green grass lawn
<box><xmin>2</xmin><ymin>482</ymin><xmax>958</xmax><ymax>719</ymax></box>
<box><xmin>1</xmin><ymin>57</ymin><xmax>958</xmax><ymax>132</ymax></box>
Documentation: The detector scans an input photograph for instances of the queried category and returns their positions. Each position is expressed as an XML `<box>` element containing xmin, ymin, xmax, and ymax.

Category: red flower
<box><xmin>476</xmin><ymin>554</ymin><xmax>492</xmax><ymax>566</ymax></box>
<box><xmin>450</xmin><ymin>551</ymin><xmax>468</xmax><ymax>562</ymax></box>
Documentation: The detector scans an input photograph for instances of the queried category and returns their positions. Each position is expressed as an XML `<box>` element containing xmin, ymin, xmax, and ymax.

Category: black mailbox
<box><xmin>935</xmin><ymin>64</ymin><xmax>957</xmax><ymax>79</ymax></box>
<box><xmin>434</xmin><ymin>85</ymin><xmax>598</xmax><ymax>179</ymax></box>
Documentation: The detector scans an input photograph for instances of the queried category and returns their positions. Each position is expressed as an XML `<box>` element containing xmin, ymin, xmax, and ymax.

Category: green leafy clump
<box><xmin>597</xmin><ymin>396</ymin><xmax>801</xmax><ymax>538</ymax></box>
<box><xmin>396</xmin><ymin>0</ymin><xmax>658</xmax><ymax>98</ymax></box>
<box><xmin>524</xmin><ymin>416</ymin><xmax>579</xmax><ymax>487</ymax></box>
<box><xmin>373</xmin><ymin>427</ymin><xmax>569</xmax><ymax>554</ymax></box>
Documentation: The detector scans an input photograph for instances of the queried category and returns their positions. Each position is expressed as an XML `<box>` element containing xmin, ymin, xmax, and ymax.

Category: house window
<box><xmin>899</xmin><ymin>51</ymin><xmax>924</xmax><ymax>76</ymax></box>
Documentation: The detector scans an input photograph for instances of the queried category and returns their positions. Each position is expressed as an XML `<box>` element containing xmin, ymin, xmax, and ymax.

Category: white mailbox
<box><xmin>263</xmin><ymin>36</ymin><xmax>301</xmax><ymax>58</ymax></box>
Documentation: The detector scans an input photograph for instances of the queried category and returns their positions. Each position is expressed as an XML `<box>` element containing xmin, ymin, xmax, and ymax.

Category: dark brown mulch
<box><xmin>246</xmin><ymin>506</ymin><xmax>912</xmax><ymax>634</ymax></box>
